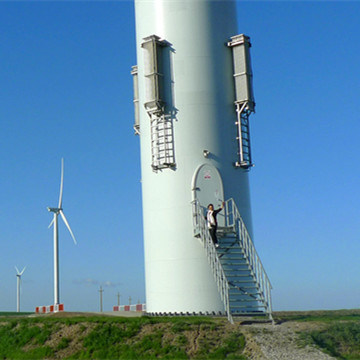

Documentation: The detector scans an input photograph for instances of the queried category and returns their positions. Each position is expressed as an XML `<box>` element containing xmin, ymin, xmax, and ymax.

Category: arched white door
<box><xmin>192</xmin><ymin>164</ymin><xmax>225</xmax><ymax>227</ymax></box>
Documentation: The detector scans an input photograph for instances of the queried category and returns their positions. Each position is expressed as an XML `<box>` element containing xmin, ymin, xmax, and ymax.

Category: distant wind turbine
<box><xmin>15</xmin><ymin>266</ymin><xmax>26</xmax><ymax>313</ymax></box>
<box><xmin>48</xmin><ymin>158</ymin><xmax>77</xmax><ymax>306</ymax></box>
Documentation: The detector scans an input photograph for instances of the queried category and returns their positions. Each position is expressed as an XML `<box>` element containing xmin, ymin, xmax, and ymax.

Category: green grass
<box><xmin>2</xmin><ymin>311</ymin><xmax>359</xmax><ymax>359</ymax></box>
<box><xmin>57</xmin><ymin>337</ymin><xmax>71</xmax><ymax>350</ymax></box>
<box><xmin>274</xmin><ymin>310</ymin><xmax>360</xmax><ymax>323</ymax></box>
<box><xmin>0</xmin><ymin>312</ymin><xmax>33</xmax><ymax>317</ymax></box>
<box><xmin>193</xmin><ymin>331</ymin><xmax>246</xmax><ymax>360</ymax></box>
<box><xmin>300</xmin><ymin>322</ymin><xmax>360</xmax><ymax>360</ymax></box>
<box><xmin>0</xmin><ymin>320</ymin><xmax>54</xmax><ymax>359</ymax></box>
<box><xmin>76</xmin><ymin>318</ymin><xmax>246</xmax><ymax>359</ymax></box>
<box><xmin>0</xmin><ymin>315</ymin><xmax>248</xmax><ymax>360</ymax></box>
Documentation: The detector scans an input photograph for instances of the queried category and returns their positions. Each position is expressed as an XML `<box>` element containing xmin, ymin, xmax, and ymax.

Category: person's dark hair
<box><xmin>208</xmin><ymin>204</ymin><xmax>214</xmax><ymax>209</ymax></box>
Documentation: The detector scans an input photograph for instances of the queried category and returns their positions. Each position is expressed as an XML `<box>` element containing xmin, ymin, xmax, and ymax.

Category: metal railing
<box><xmin>224</xmin><ymin>198</ymin><xmax>273</xmax><ymax>318</ymax></box>
<box><xmin>191</xmin><ymin>200</ymin><xmax>233</xmax><ymax>323</ymax></box>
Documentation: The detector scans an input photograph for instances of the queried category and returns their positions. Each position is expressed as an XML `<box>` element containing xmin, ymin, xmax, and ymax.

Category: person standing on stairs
<box><xmin>206</xmin><ymin>202</ymin><xmax>225</xmax><ymax>248</ymax></box>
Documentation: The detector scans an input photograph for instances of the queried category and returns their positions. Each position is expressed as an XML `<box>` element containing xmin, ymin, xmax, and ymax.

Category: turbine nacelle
<box><xmin>15</xmin><ymin>266</ymin><xmax>26</xmax><ymax>276</ymax></box>
<box><xmin>47</xmin><ymin>207</ymin><xmax>62</xmax><ymax>213</ymax></box>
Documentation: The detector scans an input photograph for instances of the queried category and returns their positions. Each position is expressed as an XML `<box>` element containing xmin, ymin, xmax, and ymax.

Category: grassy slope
<box><xmin>0</xmin><ymin>310</ymin><xmax>359</xmax><ymax>359</ymax></box>
<box><xmin>0</xmin><ymin>315</ymin><xmax>246</xmax><ymax>360</ymax></box>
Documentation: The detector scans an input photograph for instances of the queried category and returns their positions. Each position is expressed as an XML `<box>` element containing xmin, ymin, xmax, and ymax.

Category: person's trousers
<box><xmin>209</xmin><ymin>226</ymin><xmax>218</xmax><ymax>245</ymax></box>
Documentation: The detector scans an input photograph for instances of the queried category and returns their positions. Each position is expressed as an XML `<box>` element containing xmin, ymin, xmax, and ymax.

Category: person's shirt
<box><xmin>207</xmin><ymin>210</ymin><xmax>216</xmax><ymax>228</ymax></box>
<box><xmin>206</xmin><ymin>208</ymin><xmax>222</xmax><ymax>228</ymax></box>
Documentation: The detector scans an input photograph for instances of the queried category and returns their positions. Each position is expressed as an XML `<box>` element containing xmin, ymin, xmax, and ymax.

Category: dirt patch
<box><xmin>186</xmin><ymin>326</ymin><xmax>201</xmax><ymax>357</ymax></box>
<box><xmin>242</xmin><ymin>321</ymin><xmax>335</xmax><ymax>360</ymax></box>
<box><xmin>48</xmin><ymin>323</ymin><xmax>89</xmax><ymax>357</ymax></box>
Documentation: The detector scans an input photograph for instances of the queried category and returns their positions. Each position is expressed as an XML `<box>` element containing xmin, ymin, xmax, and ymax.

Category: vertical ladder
<box><xmin>149</xmin><ymin>111</ymin><xmax>175</xmax><ymax>170</ymax></box>
<box><xmin>235</xmin><ymin>103</ymin><xmax>253</xmax><ymax>169</ymax></box>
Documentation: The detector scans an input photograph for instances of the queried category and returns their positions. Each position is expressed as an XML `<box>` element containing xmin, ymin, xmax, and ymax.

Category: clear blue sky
<box><xmin>0</xmin><ymin>1</ymin><xmax>359</xmax><ymax>313</ymax></box>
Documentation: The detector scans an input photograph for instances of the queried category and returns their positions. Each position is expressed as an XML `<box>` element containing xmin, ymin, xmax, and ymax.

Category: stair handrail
<box><xmin>224</xmin><ymin>198</ymin><xmax>273</xmax><ymax>317</ymax></box>
<box><xmin>191</xmin><ymin>200</ymin><xmax>233</xmax><ymax>324</ymax></box>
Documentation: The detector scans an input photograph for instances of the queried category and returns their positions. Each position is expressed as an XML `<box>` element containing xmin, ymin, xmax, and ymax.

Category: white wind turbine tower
<box><xmin>47</xmin><ymin>158</ymin><xmax>77</xmax><ymax>306</ymax></box>
<box><xmin>15</xmin><ymin>266</ymin><xmax>26</xmax><ymax>312</ymax></box>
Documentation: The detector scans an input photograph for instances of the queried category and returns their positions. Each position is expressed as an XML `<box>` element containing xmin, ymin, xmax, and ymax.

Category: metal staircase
<box><xmin>192</xmin><ymin>198</ymin><xmax>273</xmax><ymax>323</ymax></box>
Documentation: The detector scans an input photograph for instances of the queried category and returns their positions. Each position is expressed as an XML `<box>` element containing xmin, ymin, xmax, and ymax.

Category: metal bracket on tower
<box><xmin>131</xmin><ymin>65</ymin><xmax>140</xmax><ymax>135</ymax></box>
<box><xmin>142</xmin><ymin>35</ymin><xmax>176</xmax><ymax>171</ymax></box>
<box><xmin>228</xmin><ymin>34</ymin><xmax>256</xmax><ymax>170</ymax></box>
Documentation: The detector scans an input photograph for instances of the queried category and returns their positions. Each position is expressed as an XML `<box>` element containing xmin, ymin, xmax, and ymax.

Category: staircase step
<box><xmin>221</xmin><ymin>262</ymin><xmax>250</xmax><ymax>267</ymax></box>
<box><xmin>224</xmin><ymin>273</ymin><xmax>253</xmax><ymax>278</ymax></box>
<box><xmin>229</xmin><ymin>290</ymin><xmax>261</xmax><ymax>301</ymax></box>
<box><xmin>219</xmin><ymin>238</ymin><xmax>239</xmax><ymax>242</ymax></box>
<box><xmin>219</xmin><ymin>256</ymin><xmax>246</xmax><ymax>261</ymax></box>
<box><xmin>218</xmin><ymin>252</ymin><xmax>244</xmax><ymax>256</ymax></box>
<box><xmin>217</xmin><ymin>226</ymin><xmax>236</xmax><ymax>233</ymax></box>
<box><xmin>223</xmin><ymin>269</ymin><xmax>251</xmax><ymax>274</ymax></box>
<box><xmin>229</xmin><ymin>285</ymin><xmax>259</xmax><ymax>290</ymax></box>
<box><xmin>217</xmin><ymin>246</ymin><xmax>242</xmax><ymax>251</ymax></box>
<box><xmin>218</xmin><ymin>241</ymin><xmax>241</xmax><ymax>246</ymax></box>
<box><xmin>229</xmin><ymin>297</ymin><xmax>260</xmax><ymax>306</ymax></box>
<box><xmin>230</xmin><ymin>294</ymin><xmax>261</xmax><ymax>299</ymax></box>
<box><xmin>223</xmin><ymin>273</ymin><xmax>253</xmax><ymax>277</ymax></box>
<box><xmin>229</xmin><ymin>284</ymin><xmax>258</xmax><ymax>289</ymax></box>
<box><xmin>229</xmin><ymin>285</ymin><xmax>259</xmax><ymax>291</ymax></box>
<box><xmin>221</xmin><ymin>258</ymin><xmax>248</xmax><ymax>263</ymax></box>
<box><xmin>219</xmin><ymin>248</ymin><xmax>242</xmax><ymax>253</ymax></box>
<box><xmin>230</xmin><ymin>279</ymin><xmax>255</xmax><ymax>286</ymax></box>
<box><xmin>232</xmin><ymin>311</ymin><xmax>268</xmax><ymax>316</ymax></box>
<box><xmin>218</xmin><ymin>249</ymin><xmax>243</xmax><ymax>254</ymax></box>
<box><xmin>217</xmin><ymin>245</ymin><xmax>242</xmax><ymax>249</ymax></box>
<box><xmin>221</xmin><ymin>265</ymin><xmax>250</xmax><ymax>270</ymax></box>
<box><xmin>229</xmin><ymin>291</ymin><xmax>261</xmax><ymax>296</ymax></box>
<box><xmin>230</xmin><ymin>305</ymin><xmax>266</xmax><ymax>310</ymax></box>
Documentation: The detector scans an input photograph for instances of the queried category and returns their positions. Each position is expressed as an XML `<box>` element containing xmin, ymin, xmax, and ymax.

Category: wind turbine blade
<box><xmin>15</xmin><ymin>266</ymin><xmax>19</xmax><ymax>274</ymax></box>
<box><xmin>58</xmin><ymin>158</ymin><xmax>64</xmax><ymax>208</ymax></box>
<box><xmin>48</xmin><ymin>216</ymin><xmax>55</xmax><ymax>229</ymax></box>
<box><xmin>20</xmin><ymin>267</ymin><xmax>26</xmax><ymax>276</ymax></box>
<box><xmin>59</xmin><ymin>210</ymin><xmax>77</xmax><ymax>245</ymax></box>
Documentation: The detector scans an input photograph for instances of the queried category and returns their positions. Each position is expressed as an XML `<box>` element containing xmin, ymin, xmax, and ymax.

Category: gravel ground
<box><xmin>241</xmin><ymin>321</ymin><xmax>336</xmax><ymax>360</ymax></box>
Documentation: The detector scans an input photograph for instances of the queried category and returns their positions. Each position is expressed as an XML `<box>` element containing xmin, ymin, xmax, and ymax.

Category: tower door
<box><xmin>192</xmin><ymin>164</ymin><xmax>225</xmax><ymax>227</ymax></box>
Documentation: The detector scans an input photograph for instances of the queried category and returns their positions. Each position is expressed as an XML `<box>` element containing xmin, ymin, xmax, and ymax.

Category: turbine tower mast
<box><xmin>132</xmin><ymin>0</ymin><xmax>272</xmax><ymax>320</ymax></box>
<box><xmin>15</xmin><ymin>266</ymin><xmax>26</xmax><ymax>312</ymax></box>
<box><xmin>47</xmin><ymin>158</ymin><xmax>77</xmax><ymax>307</ymax></box>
